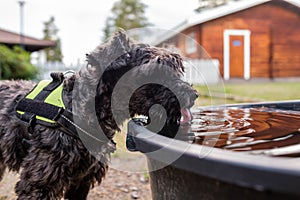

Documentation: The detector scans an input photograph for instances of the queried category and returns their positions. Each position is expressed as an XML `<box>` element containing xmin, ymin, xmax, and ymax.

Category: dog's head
<box><xmin>85</xmin><ymin>30</ymin><xmax>198</xmax><ymax>138</ymax></box>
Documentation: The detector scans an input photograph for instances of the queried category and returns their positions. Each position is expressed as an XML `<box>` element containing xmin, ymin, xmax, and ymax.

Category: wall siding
<box><xmin>178</xmin><ymin>1</ymin><xmax>300</xmax><ymax>78</ymax></box>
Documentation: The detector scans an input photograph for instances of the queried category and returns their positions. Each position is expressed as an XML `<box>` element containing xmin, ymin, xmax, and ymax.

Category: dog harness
<box><xmin>15</xmin><ymin>72</ymin><xmax>116</xmax><ymax>152</ymax></box>
<box><xmin>16</xmin><ymin>72</ymin><xmax>66</xmax><ymax>128</ymax></box>
<box><xmin>15</xmin><ymin>72</ymin><xmax>75</xmax><ymax>132</ymax></box>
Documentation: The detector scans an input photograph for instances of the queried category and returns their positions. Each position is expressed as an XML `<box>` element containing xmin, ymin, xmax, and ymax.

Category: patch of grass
<box><xmin>195</xmin><ymin>81</ymin><xmax>300</xmax><ymax>106</ymax></box>
<box><xmin>142</xmin><ymin>171</ymin><xmax>150</xmax><ymax>182</ymax></box>
<box><xmin>194</xmin><ymin>83</ymin><xmax>235</xmax><ymax>106</ymax></box>
<box><xmin>223</xmin><ymin>82</ymin><xmax>300</xmax><ymax>101</ymax></box>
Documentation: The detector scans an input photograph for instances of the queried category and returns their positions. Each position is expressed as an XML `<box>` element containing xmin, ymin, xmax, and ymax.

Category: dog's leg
<box><xmin>15</xmin><ymin>166</ymin><xmax>65</xmax><ymax>200</ymax></box>
<box><xmin>64</xmin><ymin>177</ymin><xmax>92</xmax><ymax>200</ymax></box>
<box><xmin>15</xmin><ymin>149</ymin><xmax>66</xmax><ymax>200</ymax></box>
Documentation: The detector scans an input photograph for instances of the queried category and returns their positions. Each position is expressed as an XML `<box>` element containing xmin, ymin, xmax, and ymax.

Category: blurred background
<box><xmin>0</xmin><ymin>0</ymin><xmax>199</xmax><ymax>76</ymax></box>
<box><xmin>1</xmin><ymin>0</ymin><xmax>300</xmax><ymax>199</ymax></box>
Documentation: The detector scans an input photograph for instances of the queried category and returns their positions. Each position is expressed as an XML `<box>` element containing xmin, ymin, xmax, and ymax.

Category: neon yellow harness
<box><xmin>16</xmin><ymin>72</ymin><xmax>69</xmax><ymax>130</ymax></box>
<box><xmin>17</xmin><ymin>80</ymin><xmax>65</xmax><ymax>124</ymax></box>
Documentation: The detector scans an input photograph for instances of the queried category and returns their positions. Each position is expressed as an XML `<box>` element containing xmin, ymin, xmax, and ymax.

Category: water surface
<box><xmin>191</xmin><ymin>107</ymin><xmax>300</xmax><ymax>157</ymax></box>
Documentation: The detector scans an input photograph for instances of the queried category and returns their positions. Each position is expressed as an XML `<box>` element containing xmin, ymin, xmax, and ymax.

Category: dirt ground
<box><xmin>0</xmin><ymin>151</ymin><xmax>152</xmax><ymax>200</ymax></box>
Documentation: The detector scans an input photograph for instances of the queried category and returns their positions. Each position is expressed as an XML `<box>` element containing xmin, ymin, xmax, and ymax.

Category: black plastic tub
<box><xmin>127</xmin><ymin>100</ymin><xmax>300</xmax><ymax>200</ymax></box>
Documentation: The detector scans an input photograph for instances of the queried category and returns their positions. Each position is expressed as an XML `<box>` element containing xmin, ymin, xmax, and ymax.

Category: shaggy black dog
<box><xmin>0</xmin><ymin>31</ymin><xmax>197</xmax><ymax>199</ymax></box>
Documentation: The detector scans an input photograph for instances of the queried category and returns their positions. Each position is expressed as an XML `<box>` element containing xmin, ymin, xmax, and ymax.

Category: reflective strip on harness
<box><xmin>17</xmin><ymin>80</ymin><xmax>65</xmax><ymax>124</ymax></box>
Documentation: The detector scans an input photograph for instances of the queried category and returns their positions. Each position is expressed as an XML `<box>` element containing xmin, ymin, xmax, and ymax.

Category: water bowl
<box><xmin>127</xmin><ymin>100</ymin><xmax>300</xmax><ymax>200</ymax></box>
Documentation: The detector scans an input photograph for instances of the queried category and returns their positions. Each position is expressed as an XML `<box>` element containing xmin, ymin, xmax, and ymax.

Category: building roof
<box><xmin>0</xmin><ymin>28</ymin><xmax>56</xmax><ymax>52</ymax></box>
<box><xmin>154</xmin><ymin>0</ymin><xmax>300</xmax><ymax>45</ymax></box>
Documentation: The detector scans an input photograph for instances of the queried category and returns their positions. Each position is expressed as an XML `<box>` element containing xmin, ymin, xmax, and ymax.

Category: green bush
<box><xmin>0</xmin><ymin>45</ymin><xmax>38</xmax><ymax>80</ymax></box>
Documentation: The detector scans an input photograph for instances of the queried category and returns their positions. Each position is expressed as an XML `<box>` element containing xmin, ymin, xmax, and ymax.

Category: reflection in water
<box><xmin>191</xmin><ymin>107</ymin><xmax>300</xmax><ymax>157</ymax></box>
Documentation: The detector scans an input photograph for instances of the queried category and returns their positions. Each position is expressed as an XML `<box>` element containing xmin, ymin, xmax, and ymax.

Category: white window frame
<box><xmin>223</xmin><ymin>29</ymin><xmax>251</xmax><ymax>80</ymax></box>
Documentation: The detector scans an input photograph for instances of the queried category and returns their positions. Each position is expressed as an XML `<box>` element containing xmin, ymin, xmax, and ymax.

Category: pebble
<box><xmin>139</xmin><ymin>176</ymin><xmax>149</xmax><ymax>183</ymax></box>
<box><xmin>131</xmin><ymin>191</ymin><xmax>139</xmax><ymax>199</ymax></box>
<box><xmin>120</xmin><ymin>187</ymin><xmax>129</xmax><ymax>193</ymax></box>
<box><xmin>130</xmin><ymin>186</ymin><xmax>138</xmax><ymax>191</ymax></box>
<box><xmin>116</xmin><ymin>182</ymin><xmax>124</xmax><ymax>187</ymax></box>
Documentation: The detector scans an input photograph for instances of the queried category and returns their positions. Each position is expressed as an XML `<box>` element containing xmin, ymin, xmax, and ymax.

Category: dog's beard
<box><xmin>145</xmin><ymin>107</ymin><xmax>194</xmax><ymax>138</ymax></box>
<box><xmin>129</xmin><ymin>84</ymin><xmax>195</xmax><ymax>138</ymax></box>
<box><xmin>146</xmin><ymin>107</ymin><xmax>181</xmax><ymax>138</ymax></box>
<box><xmin>149</xmin><ymin>107</ymin><xmax>194</xmax><ymax>138</ymax></box>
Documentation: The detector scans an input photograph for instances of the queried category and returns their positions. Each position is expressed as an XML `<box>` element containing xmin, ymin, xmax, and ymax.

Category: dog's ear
<box><xmin>110</xmin><ymin>29</ymin><xmax>132</xmax><ymax>53</ymax></box>
<box><xmin>86</xmin><ymin>29</ymin><xmax>132</xmax><ymax>69</ymax></box>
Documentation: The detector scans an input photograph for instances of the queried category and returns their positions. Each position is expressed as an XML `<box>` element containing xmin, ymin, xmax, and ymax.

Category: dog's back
<box><xmin>0</xmin><ymin>80</ymin><xmax>35</xmax><ymax>173</ymax></box>
<box><xmin>0</xmin><ymin>80</ymin><xmax>35</xmax><ymax>110</ymax></box>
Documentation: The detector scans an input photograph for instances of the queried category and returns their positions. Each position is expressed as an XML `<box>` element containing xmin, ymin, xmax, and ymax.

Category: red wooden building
<box><xmin>155</xmin><ymin>0</ymin><xmax>300</xmax><ymax>80</ymax></box>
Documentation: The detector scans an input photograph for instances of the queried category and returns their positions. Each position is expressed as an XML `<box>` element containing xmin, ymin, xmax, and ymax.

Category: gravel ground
<box><xmin>0</xmin><ymin>152</ymin><xmax>152</xmax><ymax>200</ymax></box>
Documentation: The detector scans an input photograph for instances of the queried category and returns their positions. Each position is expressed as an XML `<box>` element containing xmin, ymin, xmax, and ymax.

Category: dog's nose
<box><xmin>193</xmin><ymin>91</ymin><xmax>199</xmax><ymax>101</ymax></box>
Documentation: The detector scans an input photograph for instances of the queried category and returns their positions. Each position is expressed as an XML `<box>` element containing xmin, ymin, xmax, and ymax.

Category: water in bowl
<box><xmin>191</xmin><ymin>107</ymin><xmax>300</xmax><ymax>157</ymax></box>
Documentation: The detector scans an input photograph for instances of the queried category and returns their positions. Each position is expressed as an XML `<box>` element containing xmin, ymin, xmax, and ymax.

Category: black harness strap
<box><xmin>16</xmin><ymin>98</ymin><xmax>64</xmax><ymax>121</ymax></box>
<box><xmin>16</xmin><ymin>97</ymin><xmax>79</xmax><ymax>138</ymax></box>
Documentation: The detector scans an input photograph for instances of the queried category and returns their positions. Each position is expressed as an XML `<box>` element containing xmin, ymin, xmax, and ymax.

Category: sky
<box><xmin>0</xmin><ymin>0</ymin><xmax>199</xmax><ymax>65</ymax></box>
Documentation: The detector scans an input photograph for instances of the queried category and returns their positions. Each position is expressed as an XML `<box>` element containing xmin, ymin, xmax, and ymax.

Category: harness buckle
<box><xmin>19</xmin><ymin>113</ymin><xmax>36</xmax><ymax>134</ymax></box>
<box><xmin>27</xmin><ymin>115</ymin><xmax>36</xmax><ymax>134</ymax></box>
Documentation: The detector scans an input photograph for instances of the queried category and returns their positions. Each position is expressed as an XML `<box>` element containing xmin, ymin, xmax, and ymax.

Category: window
<box><xmin>185</xmin><ymin>32</ymin><xmax>197</xmax><ymax>54</ymax></box>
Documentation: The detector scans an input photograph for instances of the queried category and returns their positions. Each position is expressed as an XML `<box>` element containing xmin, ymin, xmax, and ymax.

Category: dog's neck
<box><xmin>62</xmin><ymin>70</ymin><xmax>119</xmax><ymax>140</ymax></box>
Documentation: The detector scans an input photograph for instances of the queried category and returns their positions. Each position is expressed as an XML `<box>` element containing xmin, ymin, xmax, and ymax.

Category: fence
<box><xmin>36</xmin><ymin>59</ymin><xmax>220</xmax><ymax>85</ymax></box>
<box><xmin>183</xmin><ymin>59</ymin><xmax>220</xmax><ymax>85</ymax></box>
<box><xmin>36</xmin><ymin>62</ymin><xmax>83</xmax><ymax>80</ymax></box>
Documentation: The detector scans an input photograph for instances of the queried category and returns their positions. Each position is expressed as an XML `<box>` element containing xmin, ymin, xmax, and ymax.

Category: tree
<box><xmin>43</xmin><ymin>16</ymin><xmax>63</xmax><ymax>62</ymax></box>
<box><xmin>103</xmin><ymin>0</ymin><xmax>150</xmax><ymax>41</ymax></box>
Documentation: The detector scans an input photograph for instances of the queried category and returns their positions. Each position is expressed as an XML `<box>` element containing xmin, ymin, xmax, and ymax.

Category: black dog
<box><xmin>0</xmin><ymin>31</ymin><xmax>197</xmax><ymax>199</ymax></box>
